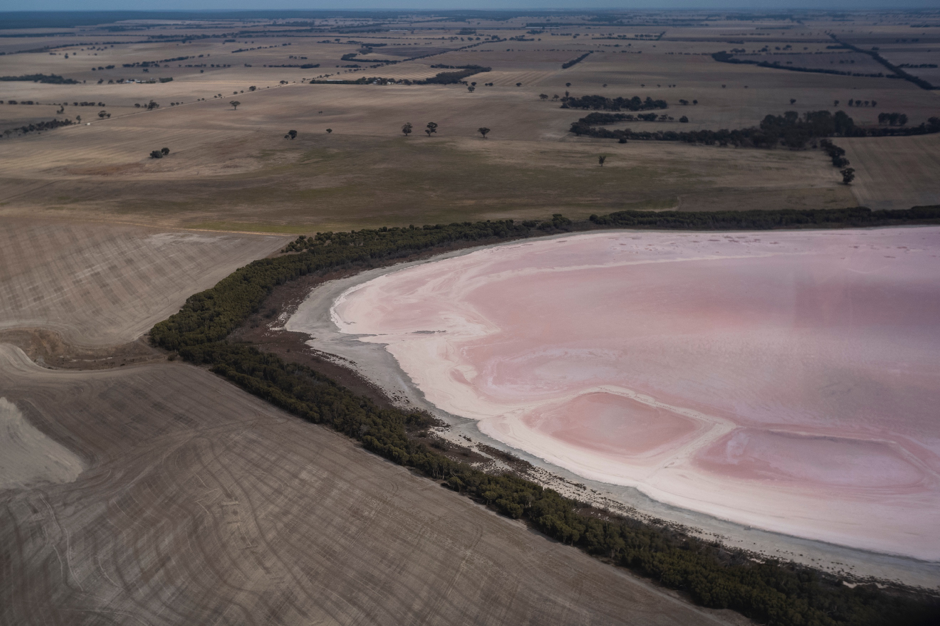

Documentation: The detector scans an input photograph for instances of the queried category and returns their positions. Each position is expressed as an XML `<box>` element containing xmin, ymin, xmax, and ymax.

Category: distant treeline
<box><xmin>121</xmin><ymin>56</ymin><xmax>194</xmax><ymax>68</ymax></box>
<box><xmin>151</xmin><ymin>207</ymin><xmax>940</xmax><ymax>626</ymax></box>
<box><xmin>3</xmin><ymin>118</ymin><xmax>75</xmax><ymax>137</ymax></box>
<box><xmin>418</xmin><ymin>65</ymin><xmax>490</xmax><ymax>84</ymax></box>
<box><xmin>309</xmin><ymin>65</ymin><xmax>490</xmax><ymax>86</ymax></box>
<box><xmin>561</xmin><ymin>94</ymin><xmax>668</xmax><ymax>111</ymax></box>
<box><xmin>570</xmin><ymin>109</ymin><xmax>940</xmax><ymax>148</ymax></box>
<box><xmin>0</xmin><ymin>73</ymin><xmax>78</xmax><ymax>84</ymax></box>
<box><xmin>265</xmin><ymin>63</ymin><xmax>320</xmax><ymax>68</ymax></box>
<box><xmin>711</xmin><ymin>51</ymin><xmax>890</xmax><ymax>79</ymax></box>
<box><xmin>831</xmin><ymin>37</ymin><xmax>937</xmax><ymax>91</ymax></box>
<box><xmin>588</xmin><ymin>206</ymin><xmax>940</xmax><ymax>229</ymax></box>
<box><xmin>562</xmin><ymin>51</ymin><xmax>592</xmax><ymax>69</ymax></box>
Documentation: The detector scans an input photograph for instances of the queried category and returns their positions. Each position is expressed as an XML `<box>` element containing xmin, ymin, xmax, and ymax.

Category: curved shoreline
<box><xmin>287</xmin><ymin>230</ymin><xmax>940</xmax><ymax>590</ymax></box>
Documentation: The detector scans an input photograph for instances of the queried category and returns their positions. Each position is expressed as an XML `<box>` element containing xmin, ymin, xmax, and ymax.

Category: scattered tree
<box><xmin>149</xmin><ymin>150</ymin><xmax>163</xmax><ymax>159</ymax></box>
<box><xmin>840</xmin><ymin>167</ymin><xmax>856</xmax><ymax>184</ymax></box>
<box><xmin>539</xmin><ymin>93</ymin><xmax>548</xmax><ymax>100</ymax></box>
<box><xmin>230</xmin><ymin>100</ymin><xmax>241</xmax><ymax>110</ymax></box>
<box><xmin>326</xmin><ymin>128</ymin><xmax>332</xmax><ymax>134</ymax></box>
<box><xmin>478</xmin><ymin>127</ymin><xmax>490</xmax><ymax>139</ymax></box>
<box><xmin>249</xmin><ymin>86</ymin><xmax>256</xmax><ymax>91</ymax></box>
<box><xmin>790</xmin><ymin>98</ymin><xmax>797</xmax><ymax>105</ymax></box>
<box><xmin>288</xmin><ymin>129</ymin><xmax>298</xmax><ymax>139</ymax></box>
<box><xmin>679</xmin><ymin>115</ymin><xmax>689</xmax><ymax>123</ymax></box>
<box><xmin>598</xmin><ymin>155</ymin><xmax>607</xmax><ymax>166</ymax></box>
<box><xmin>402</xmin><ymin>122</ymin><xmax>413</xmax><ymax>136</ymax></box>
<box><xmin>161</xmin><ymin>147</ymin><xmax>170</xmax><ymax>155</ymax></box>
<box><xmin>425</xmin><ymin>122</ymin><xmax>438</xmax><ymax>137</ymax></box>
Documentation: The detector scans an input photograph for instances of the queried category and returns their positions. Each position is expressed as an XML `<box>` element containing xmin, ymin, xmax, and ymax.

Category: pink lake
<box><xmin>332</xmin><ymin>228</ymin><xmax>940</xmax><ymax>559</ymax></box>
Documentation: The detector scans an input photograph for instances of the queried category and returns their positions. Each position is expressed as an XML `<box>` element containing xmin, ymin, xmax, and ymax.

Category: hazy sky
<box><xmin>2</xmin><ymin>1</ymin><xmax>937</xmax><ymax>11</ymax></box>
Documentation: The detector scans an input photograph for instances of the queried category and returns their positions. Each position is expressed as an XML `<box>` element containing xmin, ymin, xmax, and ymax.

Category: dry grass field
<box><xmin>2</xmin><ymin>12</ymin><xmax>936</xmax><ymax>234</ymax></box>
<box><xmin>841</xmin><ymin>134</ymin><xmax>940</xmax><ymax>210</ymax></box>
<box><xmin>0</xmin><ymin>345</ymin><xmax>744</xmax><ymax>626</ymax></box>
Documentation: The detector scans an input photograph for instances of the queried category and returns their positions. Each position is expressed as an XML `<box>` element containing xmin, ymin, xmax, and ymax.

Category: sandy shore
<box><xmin>287</xmin><ymin>228</ymin><xmax>940</xmax><ymax>589</ymax></box>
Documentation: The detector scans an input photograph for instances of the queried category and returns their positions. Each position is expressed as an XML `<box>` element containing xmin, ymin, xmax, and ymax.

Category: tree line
<box><xmin>831</xmin><ymin>37</ymin><xmax>937</xmax><ymax>91</ymax></box>
<box><xmin>0</xmin><ymin>73</ymin><xmax>79</xmax><ymax>84</ymax></box>
<box><xmin>570</xmin><ymin>109</ymin><xmax>940</xmax><ymax>148</ymax></box>
<box><xmin>309</xmin><ymin>66</ymin><xmax>490</xmax><ymax>86</ymax></box>
<box><xmin>150</xmin><ymin>208</ymin><xmax>940</xmax><ymax>626</ymax></box>
<box><xmin>561</xmin><ymin>94</ymin><xmax>668</xmax><ymax>111</ymax></box>
<box><xmin>711</xmin><ymin>51</ymin><xmax>890</xmax><ymax>79</ymax></box>
<box><xmin>562</xmin><ymin>52</ymin><xmax>592</xmax><ymax>68</ymax></box>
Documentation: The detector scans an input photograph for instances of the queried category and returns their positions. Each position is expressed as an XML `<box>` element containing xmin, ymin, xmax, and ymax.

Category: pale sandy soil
<box><xmin>0</xmin><ymin>344</ymin><xmax>744</xmax><ymax>626</ymax></box>
<box><xmin>0</xmin><ymin>397</ymin><xmax>83</xmax><ymax>490</ymax></box>
<box><xmin>287</xmin><ymin>229</ymin><xmax>937</xmax><ymax>586</ymax></box>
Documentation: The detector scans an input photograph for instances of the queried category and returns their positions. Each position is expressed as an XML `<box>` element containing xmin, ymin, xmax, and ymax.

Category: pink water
<box><xmin>332</xmin><ymin>229</ymin><xmax>940</xmax><ymax>558</ymax></box>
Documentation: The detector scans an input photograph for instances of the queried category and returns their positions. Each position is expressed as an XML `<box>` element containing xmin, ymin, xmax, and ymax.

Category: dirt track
<box><xmin>0</xmin><ymin>345</ymin><xmax>745</xmax><ymax>625</ymax></box>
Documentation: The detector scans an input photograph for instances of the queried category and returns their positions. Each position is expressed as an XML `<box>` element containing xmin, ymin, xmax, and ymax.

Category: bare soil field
<box><xmin>0</xmin><ymin>345</ymin><xmax>744</xmax><ymax>626</ymax></box>
<box><xmin>0</xmin><ymin>218</ymin><xmax>285</xmax><ymax>346</ymax></box>
<box><xmin>841</xmin><ymin>134</ymin><xmax>940</xmax><ymax>210</ymax></box>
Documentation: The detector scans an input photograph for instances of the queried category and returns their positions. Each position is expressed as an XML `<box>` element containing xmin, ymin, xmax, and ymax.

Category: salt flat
<box><xmin>328</xmin><ymin>228</ymin><xmax>940</xmax><ymax>560</ymax></box>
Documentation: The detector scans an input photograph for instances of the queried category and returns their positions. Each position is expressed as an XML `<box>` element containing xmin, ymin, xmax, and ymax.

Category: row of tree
<box><xmin>4</xmin><ymin>118</ymin><xmax>75</xmax><ymax>137</ymax></box>
<box><xmin>561</xmin><ymin>94</ymin><xmax>669</xmax><ymax>111</ymax></box>
<box><xmin>878</xmin><ymin>112</ymin><xmax>908</xmax><ymax>126</ymax></box>
<box><xmin>0</xmin><ymin>73</ymin><xmax>78</xmax><ymax>84</ymax></box>
<box><xmin>570</xmin><ymin>109</ymin><xmax>940</xmax><ymax>148</ymax></box>
<box><xmin>561</xmin><ymin>52</ymin><xmax>592</xmax><ymax>68</ymax></box>
<box><xmin>150</xmin><ymin>207</ymin><xmax>940</xmax><ymax>626</ymax></box>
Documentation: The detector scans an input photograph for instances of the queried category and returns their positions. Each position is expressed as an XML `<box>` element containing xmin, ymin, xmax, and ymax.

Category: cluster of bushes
<box><xmin>0</xmin><ymin>73</ymin><xmax>78</xmax><ymax>84</ymax></box>
<box><xmin>562</xmin><ymin>51</ymin><xmax>592</xmax><ymax>68</ymax></box>
<box><xmin>6</xmin><ymin>118</ymin><xmax>75</xmax><ymax>136</ymax></box>
<box><xmin>570</xmin><ymin>109</ymin><xmax>940</xmax><ymax>148</ymax></box>
<box><xmin>561</xmin><ymin>94</ymin><xmax>668</xmax><ymax>111</ymax></box>
<box><xmin>878</xmin><ymin>112</ymin><xmax>908</xmax><ymax>126</ymax></box>
<box><xmin>150</xmin><ymin>208</ymin><xmax>940</xmax><ymax>626</ymax></box>
<box><xmin>149</xmin><ymin>147</ymin><xmax>170</xmax><ymax>159</ymax></box>
<box><xmin>820</xmin><ymin>139</ymin><xmax>849</xmax><ymax>167</ymax></box>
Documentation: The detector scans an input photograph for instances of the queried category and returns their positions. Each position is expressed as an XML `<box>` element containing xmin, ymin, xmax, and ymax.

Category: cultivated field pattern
<box><xmin>0</xmin><ymin>346</ymin><xmax>737</xmax><ymax>626</ymax></box>
<box><xmin>0</xmin><ymin>219</ymin><xmax>284</xmax><ymax>346</ymax></box>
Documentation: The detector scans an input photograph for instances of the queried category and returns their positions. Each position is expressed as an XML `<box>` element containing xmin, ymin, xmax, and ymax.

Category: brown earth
<box><xmin>0</xmin><ymin>345</ymin><xmax>748</xmax><ymax>626</ymax></box>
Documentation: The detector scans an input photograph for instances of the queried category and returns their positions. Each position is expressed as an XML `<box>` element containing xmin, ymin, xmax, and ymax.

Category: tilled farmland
<box><xmin>0</xmin><ymin>346</ymin><xmax>740</xmax><ymax>626</ymax></box>
<box><xmin>0</xmin><ymin>219</ymin><xmax>285</xmax><ymax>346</ymax></box>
